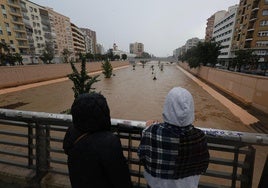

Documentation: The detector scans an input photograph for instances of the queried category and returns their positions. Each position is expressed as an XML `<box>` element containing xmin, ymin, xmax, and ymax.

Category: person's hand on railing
<box><xmin>145</xmin><ymin>120</ymin><xmax>160</xmax><ymax>127</ymax></box>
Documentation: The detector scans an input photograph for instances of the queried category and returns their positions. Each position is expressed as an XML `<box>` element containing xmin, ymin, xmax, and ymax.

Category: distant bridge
<box><xmin>128</xmin><ymin>56</ymin><xmax>177</xmax><ymax>63</ymax></box>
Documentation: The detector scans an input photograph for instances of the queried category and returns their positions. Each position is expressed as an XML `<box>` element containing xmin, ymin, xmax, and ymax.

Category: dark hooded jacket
<box><xmin>63</xmin><ymin>93</ymin><xmax>132</xmax><ymax>188</ymax></box>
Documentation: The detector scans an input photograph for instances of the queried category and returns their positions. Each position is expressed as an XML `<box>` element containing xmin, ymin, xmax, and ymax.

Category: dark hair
<box><xmin>71</xmin><ymin>93</ymin><xmax>111</xmax><ymax>133</ymax></box>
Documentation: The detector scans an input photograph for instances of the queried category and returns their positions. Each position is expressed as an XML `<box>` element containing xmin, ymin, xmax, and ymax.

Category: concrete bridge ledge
<box><xmin>0</xmin><ymin>164</ymin><xmax>35</xmax><ymax>187</ymax></box>
<box><xmin>40</xmin><ymin>173</ymin><xmax>70</xmax><ymax>188</ymax></box>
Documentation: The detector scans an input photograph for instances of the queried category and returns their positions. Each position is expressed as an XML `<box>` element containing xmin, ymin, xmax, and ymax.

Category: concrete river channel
<box><xmin>0</xmin><ymin>61</ymin><xmax>267</xmax><ymax>187</ymax></box>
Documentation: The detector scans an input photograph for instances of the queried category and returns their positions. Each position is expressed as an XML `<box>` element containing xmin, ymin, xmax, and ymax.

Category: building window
<box><xmin>256</xmin><ymin>41</ymin><xmax>268</xmax><ymax>47</ymax></box>
<box><xmin>1</xmin><ymin>4</ymin><xmax>5</xmax><ymax>9</ymax></box>
<box><xmin>260</xmin><ymin>20</ymin><xmax>268</xmax><ymax>26</ymax></box>
<box><xmin>258</xmin><ymin>31</ymin><xmax>268</xmax><ymax>37</ymax></box>
<box><xmin>263</xmin><ymin>10</ymin><xmax>268</xmax><ymax>16</ymax></box>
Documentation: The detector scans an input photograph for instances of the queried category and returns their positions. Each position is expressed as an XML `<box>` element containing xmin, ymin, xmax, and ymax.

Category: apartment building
<box><xmin>80</xmin><ymin>28</ymin><xmax>97</xmax><ymax>54</ymax></box>
<box><xmin>46</xmin><ymin>8</ymin><xmax>74</xmax><ymax>62</ymax></box>
<box><xmin>129</xmin><ymin>42</ymin><xmax>144</xmax><ymax>57</ymax></box>
<box><xmin>0</xmin><ymin>0</ymin><xmax>28</xmax><ymax>54</ymax></box>
<box><xmin>71</xmin><ymin>23</ymin><xmax>85</xmax><ymax>56</ymax></box>
<box><xmin>20</xmin><ymin>0</ymin><xmax>49</xmax><ymax>64</ymax></box>
<box><xmin>232</xmin><ymin>0</ymin><xmax>268</xmax><ymax>66</ymax></box>
<box><xmin>1</xmin><ymin>1</ymin><xmax>99</xmax><ymax>64</ymax></box>
<box><xmin>205</xmin><ymin>10</ymin><xmax>227</xmax><ymax>42</ymax></box>
<box><xmin>212</xmin><ymin>5</ymin><xmax>238</xmax><ymax>66</ymax></box>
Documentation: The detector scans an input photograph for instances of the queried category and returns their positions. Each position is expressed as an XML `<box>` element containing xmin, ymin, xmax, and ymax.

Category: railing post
<box><xmin>241</xmin><ymin>145</ymin><xmax>255</xmax><ymax>188</ymax></box>
<box><xmin>35</xmin><ymin>122</ymin><xmax>49</xmax><ymax>185</ymax></box>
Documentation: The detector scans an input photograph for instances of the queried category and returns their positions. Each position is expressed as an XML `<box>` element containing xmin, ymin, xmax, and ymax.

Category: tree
<box><xmin>68</xmin><ymin>54</ymin><xmax>100</xmax><ymax>99</ymax></box>
<box><xmin>114</xmin><ymin>54</ymin><xmax>120</xmax><ymax>60</ymax></box>
<box><xmin>86</xmin><ymin>53</ymin><xmax>94</xmax><ymax>61</ymax></box>
<box><xmin>5</xmin><ymin>53</ymin><xmax>16</xmax><ymax>66</ymax></box>
<box><xmin>233</xmin><ymin>49</ymin><xmax>258</xmax><ymax>72</ymax></box>
<box><xmin>62</xmin><ymin>48</ymin><xmax>72</xmax><ymax>63</ymax></box>
<box><xmin>0</xmin><ymin>42</ymin><xmax>9</xmax><ymax>66</ymax></box>
<box><xmin>102</xmin><ymin>59</ymin><xmax>113</xmax><ymax>78</ymax></box>
<box><xmin>107</xmin><ymin>49</ymin><xmax>114</xmax><ymax>61</ymax></box>
<box><xmin>40</xmin><ymin>41</ymin><xmax>54</xmax><ymax>64</ymax></box>
<box><xmin>183</xmin><ymin>41</ymin><xmax>222</xmax><ymax>68</ymax></box>
<box><xmin>14</xmin><ymin>53</ymin><xmax>23</xmax><ymax>65</ymax></box>
<box><xmin>121</xmin><ymin>54</ymin><xmax>127</xmax><ymax>60</ymax></box>
<box><xmin>141</xmin><ymin>52</ymin><xmax>151</xmax><ymax>58</ymax></box>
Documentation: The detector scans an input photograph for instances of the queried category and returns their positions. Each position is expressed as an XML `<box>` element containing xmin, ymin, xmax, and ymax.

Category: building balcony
<box><xmin>12</xmin><ymin>20</ymin><xmax>24</xmax><ymax>25</ymax></box>
<box><xmin>9</xmin><ymin>10</ymin><xmax>22</xmax><ymax>17</ymax></box>
<box><xmin>246</xmin><ymin>36</ymin><xmax>253</xmax><ymax>41</ymax></box>
<box><xmin>251</xmin><ymin>7</ymin><xmax>259</xmax><ymax>12</ymax></box>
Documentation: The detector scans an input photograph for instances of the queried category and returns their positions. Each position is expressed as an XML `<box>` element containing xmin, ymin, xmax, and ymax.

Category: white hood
<box><xmin>162</xmin><ymin>87</ymin><xmax>194</xmax><ymax>127</ymax></box>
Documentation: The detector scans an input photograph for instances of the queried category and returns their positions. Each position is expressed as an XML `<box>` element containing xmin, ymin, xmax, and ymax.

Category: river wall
<box><xmin>179</xmin><ymin>62</ymin><xmax>268</xmax><ymax>114</ymax></box>
<box><xmin>0</xmin><ymin>61</ymin><xmax>129</xmax><ymax>89</ymax></box>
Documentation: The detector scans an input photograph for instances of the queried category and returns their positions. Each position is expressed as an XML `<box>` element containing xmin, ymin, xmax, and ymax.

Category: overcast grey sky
<box><xmin>32</xmin><ymin>0</ymin><xmax>239</xmax><ymax>57</ymax></box>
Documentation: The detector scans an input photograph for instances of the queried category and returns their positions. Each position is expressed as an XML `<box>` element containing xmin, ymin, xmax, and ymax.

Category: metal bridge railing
<box><xmin>0</xmin><ymin>109</ymin><xmax>267</xmax><ymax>188</ymax></box>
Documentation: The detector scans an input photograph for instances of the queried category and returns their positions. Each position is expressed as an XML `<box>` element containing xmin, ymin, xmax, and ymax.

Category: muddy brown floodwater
<box><xmin>0</xmin><ymin>61</ymin><xmax>267</xmax><ymax>187</ymax></box>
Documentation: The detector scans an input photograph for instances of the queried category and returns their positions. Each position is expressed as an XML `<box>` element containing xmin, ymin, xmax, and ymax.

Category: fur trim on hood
<box><xmin>162</xmin><ymin>87</ymin><xmax>194</xmax><ymax>127</ymax></box>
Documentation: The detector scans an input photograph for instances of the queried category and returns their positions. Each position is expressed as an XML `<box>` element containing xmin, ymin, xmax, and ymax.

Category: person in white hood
<box><xmin>138</xmin><ymin>87</ymin><xmax>210</xmax><ymax>188</ymax></box>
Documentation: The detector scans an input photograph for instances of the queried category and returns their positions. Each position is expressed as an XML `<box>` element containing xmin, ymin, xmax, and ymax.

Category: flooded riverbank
<box><xmin>0</xmin><ymin>61</ymin><xmax>267</xmax><ymax>187</ymax></box>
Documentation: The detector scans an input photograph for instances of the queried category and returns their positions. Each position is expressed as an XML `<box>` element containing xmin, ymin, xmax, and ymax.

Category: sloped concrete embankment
<box><xmin>178</xmin><ymin>62</ymin><xmax>268</xmax><ymax>115</ymax></box>
<box><xmin>0</xmin><ymin>61</ymin><xmax>129</xmax><ymax>89</ymax></box>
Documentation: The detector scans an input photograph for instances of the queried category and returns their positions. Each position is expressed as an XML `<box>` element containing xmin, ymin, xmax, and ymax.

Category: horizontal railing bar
<box><xmin>129</xmin><ymin>169</ymin><xmax>144</xmax><ymax>178</ymax></box>
<box><xmin>49</xmin><ymin>137</ymin><xmax>64</xmax><ymax>143</ymax></box>
<box><xmin>0</xmin><ymin>149</ymin><xmax>28</xmax><ymax>158</ymax></box>
<box><xmin>199</xmin><ymin>181</ymin><xmax>231</xmax><ymax>188</ymax></box>
<box><xmin>204</xmin><ymin>170</ymin><xmax>242</xmax><ymax>180</ymax></box>
<box><xmin>128</xmin><ymin>158</ymin><xmax>141</xmax><ymax>165</ymax></box>
<box><xmin>48</xmin><ymin>168</ymin><xmax>68</xmax><ymax>175</ymax></box>
<box><xmin>117</xmin><ymin>134</ymin><xmax>141</xmax><ymax>141</ymax></box>
<box><xmin>0</xmin><ymin>119</ymin><xmax>31</xmax><ymax>127</ymax></box>
<box><xmin>0</xmin><ymin>109</ymin><xmax>267</xmax><ymax>145</ymax></box>
<box><xmin>48</xmin><ymin>147</ymin><xmax>64</xmax><ymax>154</ymax></box>
<box><xmin>0</xmin><ymin>140</ymin><xmax>28</xmax><ymax>147</ymax></box>
<box><xmin>0</xmin><ymin>159</ymin><xmax>31</xmax><ymax>169</ymax></box>
<box><xmin>209</xmin><ymin>157</ymin><xmax>244</xmax><ymax>167</ymax></box>
<box><xmin>0</xmin><ymin>130</ymin><xmax>28</xmax><ymax>138</ymax></box>
<box><xmin>208</xmin><ymin>143</ymin><xmax>250</xmax><ymax>154</ymax></box>
<box><xmin>48</xmin><ymin>125</ymin><xmax>68</xmax><ymax>132</ymax></box>
<box><xmin>48</xmin><ymin>158</ymin><xmax>66</xmax><ymax>165</ymax></box>
<box><xmin>122</xmin><ymin>146</ymin><xmax>139</xmax><ymax>152</ymax></box>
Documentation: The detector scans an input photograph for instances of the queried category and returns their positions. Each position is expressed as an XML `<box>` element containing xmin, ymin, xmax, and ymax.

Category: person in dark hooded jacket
<box><xmin>63</xmin><ymin>93</ymin><xmax>132</xmax><ymax>188</ymax></box>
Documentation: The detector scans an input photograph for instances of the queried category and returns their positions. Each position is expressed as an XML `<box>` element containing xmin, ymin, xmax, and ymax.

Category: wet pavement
<box><xmin>0</xmin><ymin>61</ymin><xmax>267</xmax><ymax>187</ymax></box>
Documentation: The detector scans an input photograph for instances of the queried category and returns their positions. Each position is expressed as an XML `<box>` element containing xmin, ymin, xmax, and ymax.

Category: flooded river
<box><xmin>0</xmin><ymin>61</ymin><xmax>267</xmax><ymax>187</ymax></box>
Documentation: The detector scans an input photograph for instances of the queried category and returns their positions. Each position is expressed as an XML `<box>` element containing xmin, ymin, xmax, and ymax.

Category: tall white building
<box><xmin>212</xmin><ymin>5</ymin><xmax>238</xmax><ymax>66</ymax></box>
